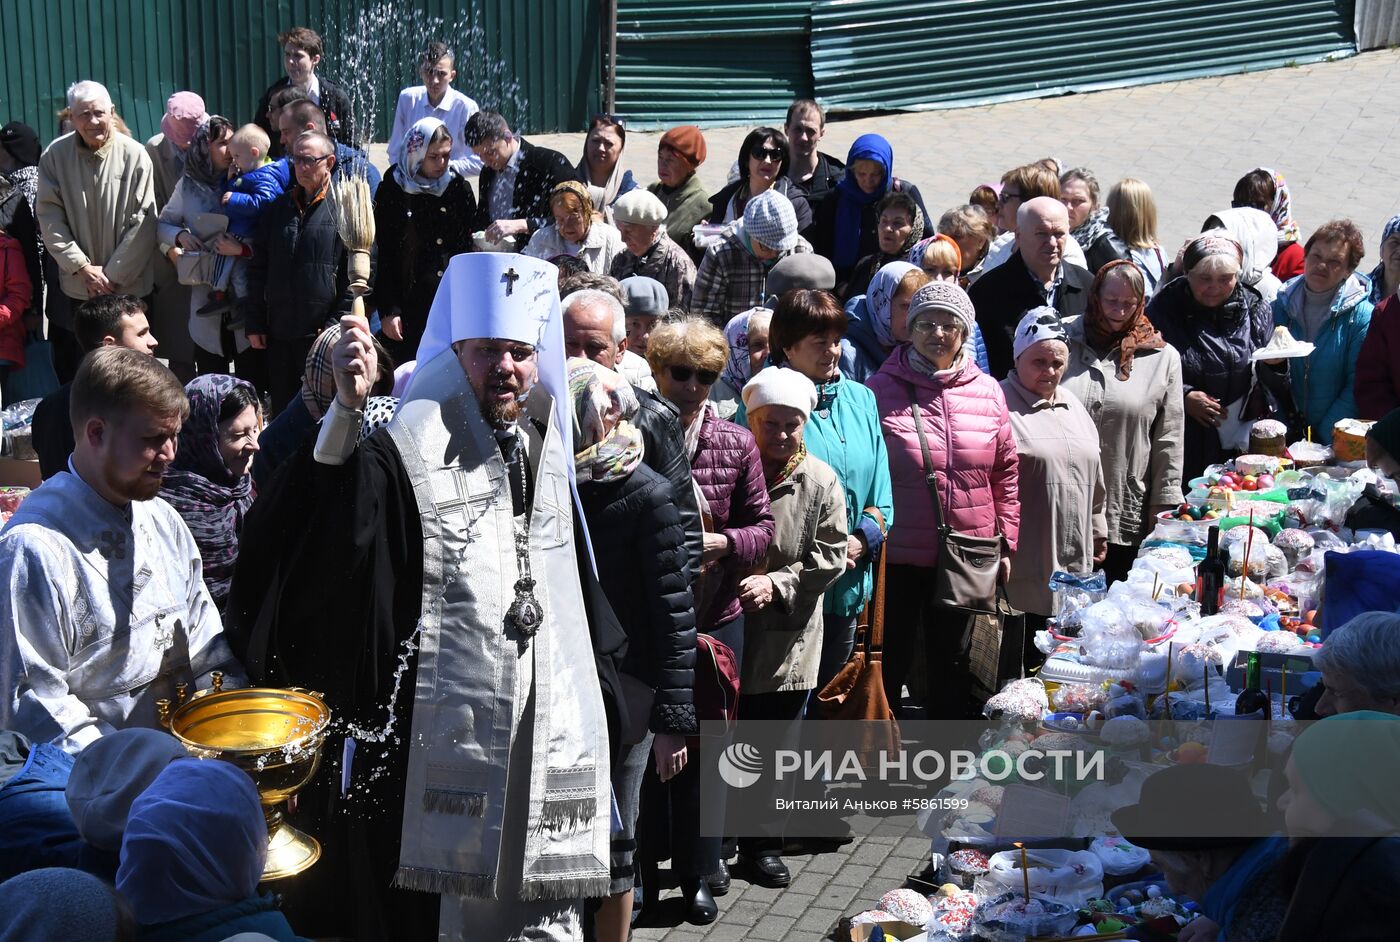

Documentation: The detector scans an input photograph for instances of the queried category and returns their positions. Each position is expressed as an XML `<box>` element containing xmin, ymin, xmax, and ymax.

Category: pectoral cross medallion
<box><xmin>506</xmin><ymin>577</ymin><xmax>543</xmax><ymax>635</ymax></box>
<box><xmin>502</xmin><ymin>267</ymin><xmax>520</xmax><ymax>296</ymax></box>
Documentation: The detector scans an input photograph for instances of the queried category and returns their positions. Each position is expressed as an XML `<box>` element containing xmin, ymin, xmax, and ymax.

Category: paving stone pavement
<box><xmin>362</xmin><ymin>51</ymin><xmax>1400</xmax><ymax>940</ymax></box>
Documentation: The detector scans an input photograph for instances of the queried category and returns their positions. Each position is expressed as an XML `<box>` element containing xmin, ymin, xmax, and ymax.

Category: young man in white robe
<box><xmin>0</xmin><ymin>347</ymin><xmax>244</xmax><ymax>753</ymax></box>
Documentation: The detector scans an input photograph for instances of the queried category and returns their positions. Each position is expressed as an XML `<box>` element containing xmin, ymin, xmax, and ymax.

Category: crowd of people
<box><xmin>1</xmin><ymin>23</ymin><xmax>1400</xmax><ymax>942</ymax></box>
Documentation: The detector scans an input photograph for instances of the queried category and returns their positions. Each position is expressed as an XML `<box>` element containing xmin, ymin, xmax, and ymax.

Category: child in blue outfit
<box><xmin>198</xmin><ymin>123</ymin><xmax>289</xmax><ymax>319</ymax></box>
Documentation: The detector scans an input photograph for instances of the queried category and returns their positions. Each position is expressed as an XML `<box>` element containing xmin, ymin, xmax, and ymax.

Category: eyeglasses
<box><xmin>667</xmin><ymin>364</ymin><xmax>719</xmax><ymax>385</ymax></box>
<box><xmin>754</xmin><ymin>146</ymin><xmax>784</xmax><ymax>162</ymax></box>
<box><xmin>998</xmin><ymin>190</ymin><xmax>1022</xmax><ymax>205</ymax></box>
<box><xmin>291</xmin><ymin>153</ymin><xmax>333</xmax><ymax>168</ymax></box>
<box><xmin>910</xmin><ymin>320</ymin><xmax>961</xmax><ymax>336</ymax></box>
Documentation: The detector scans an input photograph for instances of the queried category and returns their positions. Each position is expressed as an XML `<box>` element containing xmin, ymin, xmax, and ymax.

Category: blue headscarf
<box><xmin>1369</xmin><ymin>213</ymin><xmax>1400</xmax><ymax>302</ymax></box>
<box><xmin>1199</xmin><ymin>835</ymin><xmax>1288</xmax><ymax>942</ymax></box>
<box><xmin>833</xmin><ymin>134</ymin><xmax>894</xmax><ymax>269</ymax></box>
<box><xmin>116</xmin><ymin>759</ymin><xmax>266</xmax><ymax>926</ymax></box>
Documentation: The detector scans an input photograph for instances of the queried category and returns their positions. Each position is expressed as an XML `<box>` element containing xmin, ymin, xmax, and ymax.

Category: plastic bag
<box><xmin>978</xmin><ymin>850</ymin><xmax>1105</xmax><ymax>907</ymax></box>
<box><xmin>1048</xmin><ymin>570</ymin><xmax>1107</xmax><ymax>620</ymax></box>
<box><xmin>982</xmin><ymin>677</ymin><xmax>1049</xmax><ymax>723</ymax></box>
<box><xmin>1077</xmin><ymin>602</ymin><xmax>1143</xmax><ymax>670</ymax></box>
<box><xmin>0</xmin><ymin>398</ymin><xmax>40</xmax><ymax>460</ymax></box>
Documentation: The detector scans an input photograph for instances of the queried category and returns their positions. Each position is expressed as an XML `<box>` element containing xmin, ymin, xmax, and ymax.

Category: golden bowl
<box><xmin>170</xmin><ymin>685</ymin><xmax>332</xmax><ymax>881</ymax></box>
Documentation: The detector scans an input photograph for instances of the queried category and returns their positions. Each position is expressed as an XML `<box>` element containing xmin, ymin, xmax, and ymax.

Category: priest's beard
<box><xmin>479</xmin><ymin>395</ymin><xmax>523</xmax><ymax>428</ymax></box>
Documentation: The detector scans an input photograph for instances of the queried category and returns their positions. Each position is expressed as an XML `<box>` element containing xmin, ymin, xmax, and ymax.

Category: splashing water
<box><xmin>322</xmin><ymin>0</ymin><xmax>531</xmax><ymax>149</ymax></box>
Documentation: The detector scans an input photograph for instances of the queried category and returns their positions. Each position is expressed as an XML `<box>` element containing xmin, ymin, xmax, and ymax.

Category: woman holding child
<box><xmin>157</xmin><ymin>116</ymin><xmax>265</xmax><ymax>380</ymax></box>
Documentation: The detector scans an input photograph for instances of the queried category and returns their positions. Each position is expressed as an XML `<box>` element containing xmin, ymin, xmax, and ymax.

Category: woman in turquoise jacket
<box><xmin>736</xmin><ymin>288</ymin><xmax>894</xmax><ymax>692</ymax></box>
<box><xmin>1271</xmin><ymin>221</ymin><xmax>1373</xmax><ymax>444</ymax></box>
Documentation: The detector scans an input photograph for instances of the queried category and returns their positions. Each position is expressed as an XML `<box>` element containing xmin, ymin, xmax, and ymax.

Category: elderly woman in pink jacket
<box><xmin>868</xmin><ymin>281</ymin><xmax>1020</xmax><ymax>719</ymax></box>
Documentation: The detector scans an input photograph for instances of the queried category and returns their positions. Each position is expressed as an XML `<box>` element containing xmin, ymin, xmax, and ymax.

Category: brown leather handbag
<box><xmin>811</xmin><ymin>550</ymin><xmax>900</xmax><ymax>764</ymax></box>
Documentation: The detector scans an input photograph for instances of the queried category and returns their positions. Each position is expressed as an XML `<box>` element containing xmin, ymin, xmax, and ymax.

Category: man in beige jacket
<box><xmin>36</xmin><ymin>81</ymin><xmax>157</xmax><ymax>378</ymax></box>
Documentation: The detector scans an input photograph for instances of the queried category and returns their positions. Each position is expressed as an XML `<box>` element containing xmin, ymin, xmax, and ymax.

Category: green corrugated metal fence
<box><xmin>0</xmin><ymin>0</ymin><xmax>599</xmax><ymax>144</ymax></box>
<box><xmin>809</xmin><ymin>0</ymin><xmax>1356</xmax><ymax>113</ymax></box>
<box><xmin>613</xmin><ymin>0</ymin><xmax>813</xmax><ymax>129</ymax></box>
<box><xmin>610</xmin><ymin>0</ymin><xmax>1355</xmax><ymax>127</ymax></box>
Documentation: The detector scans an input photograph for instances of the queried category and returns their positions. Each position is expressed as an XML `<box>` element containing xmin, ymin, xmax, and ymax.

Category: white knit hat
<box><xmin>612</xmin><ymin>189</ymin><xmax>668</xmax><ymax>227</ymax></box>
<box><xmin>741</xmin><ymin>365</ymin><xmax>818</xmax><ymax>420</ymax></box>
<box><xmin>742</xmin><ymin>190</ymin><xmax>799</xmax><ymax>253</ymax></box>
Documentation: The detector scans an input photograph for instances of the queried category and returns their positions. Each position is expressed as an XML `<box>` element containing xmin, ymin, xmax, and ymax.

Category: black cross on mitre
<box><xmin>502</xmin><ymin>267</ymin><xmax>520</xmax><ymax>296</ymax></box>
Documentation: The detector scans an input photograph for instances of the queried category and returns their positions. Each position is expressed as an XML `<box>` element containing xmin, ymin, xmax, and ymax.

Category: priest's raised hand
<box><xmin>333</xmin><ymin>312</ymin><xmax>379</xmax><ymax>410</ymax></box>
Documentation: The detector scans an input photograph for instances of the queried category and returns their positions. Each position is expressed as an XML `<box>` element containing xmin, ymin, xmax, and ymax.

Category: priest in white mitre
<box><xmin>227</xmin><ymin>252</ymin><xmax>612</xmax><ymax>941</ymax></box>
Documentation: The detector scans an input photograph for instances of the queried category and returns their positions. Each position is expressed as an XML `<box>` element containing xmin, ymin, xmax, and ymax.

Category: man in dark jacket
<box><xmin>31</xmin><ymin>295</ymin><xmax>160</xmax><ymax>480</ymax></box>
<box><xmin>253</xmin><ymin>26</ymin><xmax>354</xmax><ymax>154</ymax></box>
<box><xmin>562</xmin><ymin>288</ymin><xmax>704</xmax><ymax>584</ymax></box>
<box><xmin>968</xmin><ymin>196</ymin><xmax>1092</xmax><ymax>378</ymax></box>
<box><xmin>245</xmin><ymin>131</ymin><xmax>363</xmax><ymax>414</ymax></box>
<box><xmin>466</xmin><ymin>111</ymin><xmax>578</xmax><ymax>244</ymax></box>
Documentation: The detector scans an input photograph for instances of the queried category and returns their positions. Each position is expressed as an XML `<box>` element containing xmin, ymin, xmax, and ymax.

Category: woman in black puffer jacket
<box><xmin>568</xmin><ymin>358</ymin><xmax>696</xmax><ymax>942</ymax></box>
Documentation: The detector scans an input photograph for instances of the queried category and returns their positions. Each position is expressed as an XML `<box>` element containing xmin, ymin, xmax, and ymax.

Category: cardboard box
<box><xmin>0</xmin><ymin>457</ymin><xmax>42</xmax><ymax>489</ymax></box>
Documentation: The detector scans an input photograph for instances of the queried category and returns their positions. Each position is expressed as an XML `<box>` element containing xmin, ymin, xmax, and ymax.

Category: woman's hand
<box><xmin>176</xmin><ymin>230</ymin><xmax>204</xmax><ymax>252</ymax></box>
<box><xmin>844</xmin><ymin>533</ymin><xmax>868</xmax><ymax>571</ymax></box>
<box><xmin>165</xmin><ymin>247</ymin><xmax>181</xmax><ymax>265</ymax></box>
<box><xmin>998</xmin><ymin>556</ymin><xmax>1012</xmax><ymax>586</ymax></box>
<box><xmin>1093</xmin><ymin>536</ymin><xmax>1108</xmax><ymax>566</ymax></box>
<box><xmin>1177</xmin><ymin>915</ymin><xmax>1220</xmax><ymax>942</ymax></box>
<box><xmin>213</xmin><ymin>233</ymin><xmax>244</xmax><ymax>256</ymax></box>
<box><xmin>702</xmin><ymin>532</ymin><xmax>731</xmax><ymax>564</ymax></box>
<box><xmin>1185</xmin><ymin>390</ymin><xmax>1223</xmax><ymax>428</ymax></box>
<box><xmin>382</xmin><ymin>313</ymin><xmax>404</xmax><ymax>342</ymax></box>
<box><xmin>652</xmin><ymin>732</ymin><xmax>688</xmax><ymax>782</ymax></box>
<box><xmin>738</xmin><ymin>575</ymin><xmax>775</xmax><ymax>612</ymax></box>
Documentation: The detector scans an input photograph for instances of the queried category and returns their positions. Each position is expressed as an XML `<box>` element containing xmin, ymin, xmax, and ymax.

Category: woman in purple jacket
<box><xmin>641</xmin><ymin>315</ymin><xmax>774</xmax><ymax>923</ymax></box>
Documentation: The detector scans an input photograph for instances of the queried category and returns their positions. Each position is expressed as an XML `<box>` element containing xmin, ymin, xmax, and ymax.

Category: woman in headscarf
<box><xmin>1064</xmin><ymin>260</ymin><xmax>1184</xmax><ymax>582</ymax></box>
<box><xmin>1201</xmin><ymin>207</ymin><xmax>1283</xmax><ymax>303</ymax></box>
<box><xmin>840</xmin><ymin>260</ymin><xmax>929</xmax><ymax>383</ymax></box>
<box><xmin>160</xmin><ymin>374</ymin><xmax>261</xmax><ymax>612</ymax></box>
<box><xmin>1146</xmin><ymin>233</ymin><xmax>1273</xmax><ymax>482</ymax></box>
<box><xmin>1059</xmin><ymin>167</ymin><xmax>1129</xmax><ymax>274</ymax></box>
<box><xmin>116</xmin><ymin>760</ymin><xmax>309</xmax><ymax>942</ymax></box>
<box><xmin>0</xmin><ymin>122</ymin><xmax>42</xmax><ymax>317</ymax></box>
<box><xmin>569</xmin><ymin>359</ymin><xmax>695</xmax><ymax>941</ymax></box>
<box><xmin>808</xmin><ymin>133</ymin><xmax>928</xmax><ymax>289</ymax></box>
<box><xmin>522</xmin><ymin>180</ymin><xmax>624</xmax><ymax>274</ymax></box>
<box><xmin>576</xmin><ymin>113</ymin><xmax>636</xmax><ymax>224</ymax></box>
<box><xmin>372</xmin><ymin>116</ymin><xmax>476</xmax><ymax>365</ymax></box>
<box><xmin>1368</xmin><ymin>214</ymin><xmax>1400</xmax><ymax>304</ymax></box>
<box><xmin>1232</xmin><ymin>167</ymin><xmax>1304</xmax><ymax>280</ymax></box>
<box><xmin>156</xmin><ymin>116</ymin><xmax>254</xmax><ymax>378</ymax></box>
<box><xmin>843</xmin><ymin>190</ymin><xmax>925</xmax><ymax>301</ymax></box>
<box><xmin>735</xmin><ymin>366</ymin><xmax>847</xmax><ymax>887</ymax></box>
<box><xmin>710</xmin><ymin>307</ymin><xmax>772</xmax><ymax>419</ymax></box>
<box><xmin>703</xmin><ymin>127</ymin><xmax>813</xmax><ymax>232</ymax></box>
<box><xmin>1000</xmin><ymin>309</ymin><xmax>1106</xmax><ymax>663</ymax></box>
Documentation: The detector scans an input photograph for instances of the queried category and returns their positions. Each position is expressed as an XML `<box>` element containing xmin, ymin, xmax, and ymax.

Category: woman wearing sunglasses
<box><xmin>642</xmin><ymin>315</ymin><xmax>774</xmax><ymax>923</ymax></box>
<box><xmin>703</xmin><ymin>127</ymin><xmax>812</xmax><ymax>233</ymax></box>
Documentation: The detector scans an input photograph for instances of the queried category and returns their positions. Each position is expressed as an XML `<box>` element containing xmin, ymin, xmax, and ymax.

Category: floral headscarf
<box><xmin>568</xmin><ymin>358</ymin><xmax>644</xmax><ymax>483</ymax></box>
<box><xmin>160</xmin><ymin>374</ymin><xmax>258</xmax><ymax>609</ymax></box>
<box><xmin>1083</xmin><ymin>259</ymin><xmax>1164</xmax><ymax>381</ymax></box>
<box><xmin>183</xmin><ymin>116</ymin><xmax>230</xmax><ymax>189</ymax></box>
<box><xmin>721</xmin><ymin>307</ymin><xmax>771</xmax><ymax>393</ymax></box>
<box><xmin>866</xmin><ymin>261</ymin><xmax>918</xmax><ymax>350</ymax></box>
<box><xmin>396</xmin><ymin>116</ymin><xmax>454</xmax><ymax>197</ymax></box>
<box><xmin>1257</xmin><ymin>167</ymin><xmax>1300</xmax><ymax>244</ymax></box>
<box><xmin>551</xmin><ymin>180</ymin><xmax>596</xmax><ymax>228</ymax></box>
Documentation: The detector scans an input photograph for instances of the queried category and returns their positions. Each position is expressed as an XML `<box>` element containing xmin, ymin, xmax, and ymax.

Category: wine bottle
<box><xmin>1235</xmin><ymin>652</ymin><xmax>1270</xmax><ymax>717</ymax></box>
<box><xmin>1196</xmin><ymin>526</ymin><xmax>1225</xmax><ymax>616</ymax></box>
